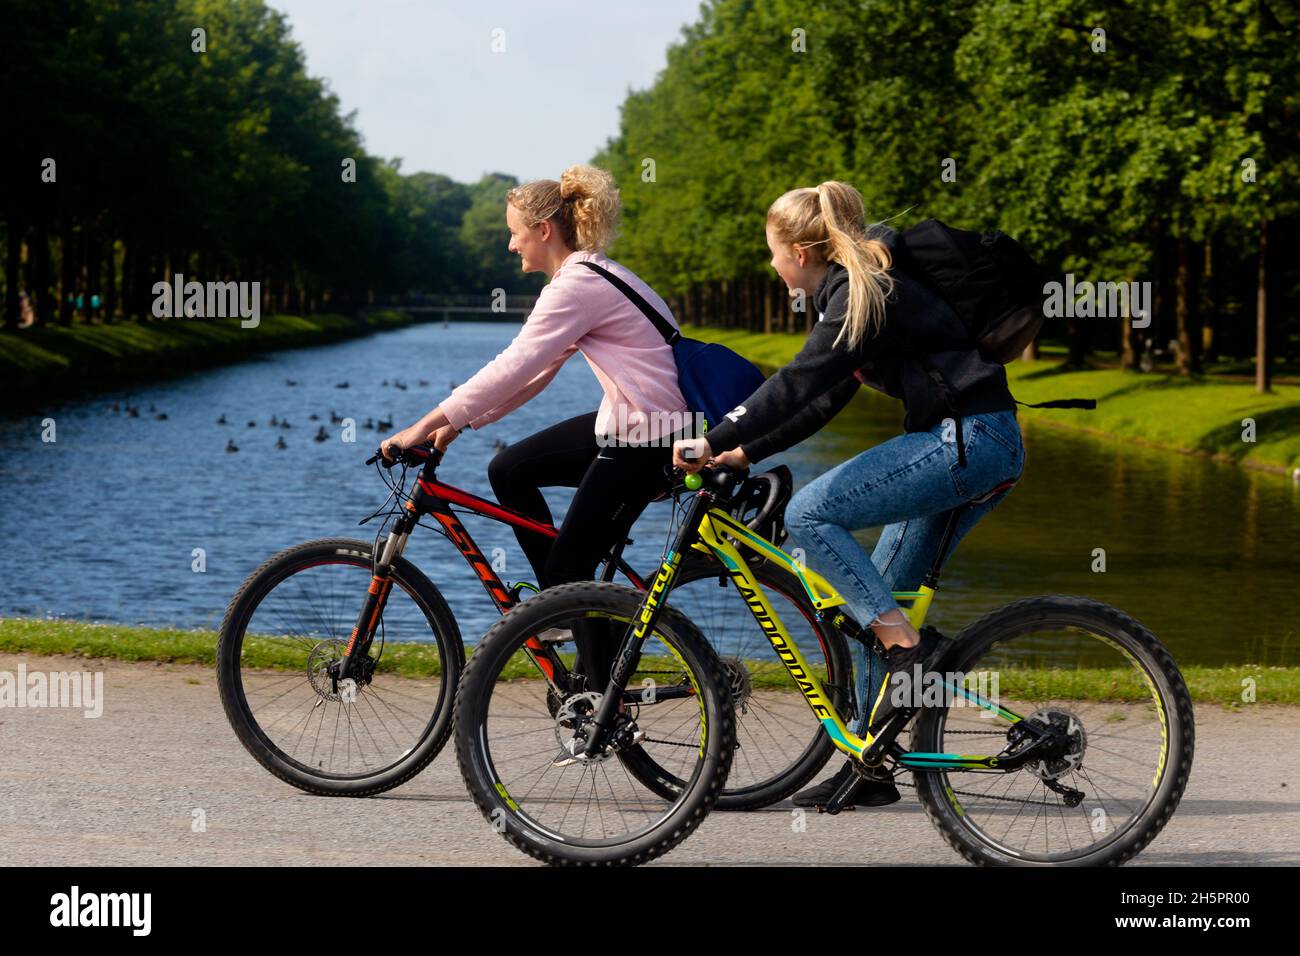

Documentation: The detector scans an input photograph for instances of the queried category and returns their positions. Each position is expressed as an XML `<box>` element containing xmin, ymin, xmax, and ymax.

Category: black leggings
<box><xmin>487</xmin><ymin>411</ymin><xmax>674</xmax><ymax>684</ymax></box>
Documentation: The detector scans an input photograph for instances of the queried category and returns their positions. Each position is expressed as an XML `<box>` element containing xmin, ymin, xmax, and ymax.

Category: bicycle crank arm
<box><xmin>622</xmin><ymin>684</ymin><xmax>697</xmax><ymax>704</ymax></box>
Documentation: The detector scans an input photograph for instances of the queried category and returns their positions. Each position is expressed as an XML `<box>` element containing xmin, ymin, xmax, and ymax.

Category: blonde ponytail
<box><xmin>767</xmin><ymin>181</ymin><xmax>894</xmax><ymax>350</ymax></box>
<box><xmin>506</xmin><ymin>164</ymin><xmax>621</xmax><ymax>253</ymax></box>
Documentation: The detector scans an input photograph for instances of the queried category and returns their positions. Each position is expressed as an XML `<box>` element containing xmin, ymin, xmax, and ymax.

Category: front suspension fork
<box><xmin>335</xmin><ymin>516</ymin><xmax>412</xmax><ymax>687</ymax></box>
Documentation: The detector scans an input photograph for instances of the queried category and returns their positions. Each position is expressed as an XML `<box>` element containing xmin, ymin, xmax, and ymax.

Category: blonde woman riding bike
<box><xmin>674</xmin><ymin>181</ymin><xmax>1026</xmax><ymax>809</ymax></box>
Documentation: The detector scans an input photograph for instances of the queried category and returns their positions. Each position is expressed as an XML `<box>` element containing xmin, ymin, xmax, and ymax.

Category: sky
<box><xmin>266</xmin><ymin>0</ymin><xmax>705</xmax><ymax>184</ymax></box>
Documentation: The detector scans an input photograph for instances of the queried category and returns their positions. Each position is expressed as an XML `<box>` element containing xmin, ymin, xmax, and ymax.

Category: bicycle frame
<box><xmin>585</xmin><ymin>470</ymin><xmax>1051</xmax><ymax>772</ymax></box>
<box><xmin>334</xmin><ymin>450</ymin><xmax>646</xmax><ymax>695</ymax></box>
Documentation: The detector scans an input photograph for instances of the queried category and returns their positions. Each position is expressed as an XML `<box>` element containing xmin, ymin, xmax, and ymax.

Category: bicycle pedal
<box><xmin>822</xmin><ymin>772</ymin><xmax>863</xmax><ymax>816</ymax></box>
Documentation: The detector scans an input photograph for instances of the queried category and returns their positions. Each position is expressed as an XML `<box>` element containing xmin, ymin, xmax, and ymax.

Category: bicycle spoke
<box><xmin>228</xmin><ymin>553</ymin><xmax>446</xmax><ymax>779</ymax></box>
<box><xmin>928</xmin><ymin>618</ymin><xmax>1175</xmax><ymax>863</ymax></box>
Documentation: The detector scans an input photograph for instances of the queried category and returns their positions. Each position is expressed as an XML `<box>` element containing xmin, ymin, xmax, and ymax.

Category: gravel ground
<box><xmin>1</xmin><ymin>653</ymin><xmax>1296</xmax><ymax>866</ymax></box>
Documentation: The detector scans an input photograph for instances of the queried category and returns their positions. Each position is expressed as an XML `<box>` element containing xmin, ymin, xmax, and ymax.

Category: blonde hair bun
<box><xmin>560</xmin><ymin>164</ymin><xmax>620</xmax><ymax>252</ymax></box>
<box><xmin>507</xmin><ymin>165</ymin><xmax>621</xmax><ymax>253</ymax></box>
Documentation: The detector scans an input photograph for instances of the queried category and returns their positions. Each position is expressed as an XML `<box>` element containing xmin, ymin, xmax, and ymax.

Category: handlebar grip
<box><xmin>405</xmin><ymin>443</ymin><xmax>433</xmax><ymax>461</ymax></box>
<box><xmin>368</xmin><ymin>442</ymin><xmax>440</xmax><ymax>468</ymax></box>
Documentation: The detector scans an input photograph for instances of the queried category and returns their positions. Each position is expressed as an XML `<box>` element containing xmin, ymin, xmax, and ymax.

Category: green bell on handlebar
<box><xmin>684</xmin><ymin>473</ymin><xmax>703</xmax><ymax>491</ymax></box>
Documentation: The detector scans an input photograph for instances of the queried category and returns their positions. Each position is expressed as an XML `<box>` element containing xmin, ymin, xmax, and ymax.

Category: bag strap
<box><xmin>1015</xmin><ymin>398</ymin><xmax>1098</xmax><ymax>409</ymax></box>
<box><xmin>912</xmin><ymin>354</ymin><xmax>968</xmax><ymax>468</ymax></box>
<box><xmin>578</xmin><ymin>260</ymin><xmax>681</xmax><ymax>345</ymax></box>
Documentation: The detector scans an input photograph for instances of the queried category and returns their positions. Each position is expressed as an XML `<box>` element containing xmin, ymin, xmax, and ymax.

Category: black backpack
<box><xmin>896</xmin><ymin>219</ymin><xmax>1043</xmax><ymax>364</ymax></box>
<box><xmin>891</xmin><ymin>219</ymin><xmax>1096</xmax><ymax>468</ymax></box>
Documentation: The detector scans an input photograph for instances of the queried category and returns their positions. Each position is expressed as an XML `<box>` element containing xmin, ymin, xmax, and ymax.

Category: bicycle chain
<box><xmin>640</xmin><ymin>736</ymin><xmax>698</xmax><ymax>748</ymax></box>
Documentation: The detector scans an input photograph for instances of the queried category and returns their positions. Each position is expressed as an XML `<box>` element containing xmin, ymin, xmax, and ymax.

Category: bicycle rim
<box><xmin>221</xmin><ymin>545</ymin><xmax>452</xmax><ymax>784</ymax></box>
<box><xmin>457</xmin><ymin>583</ymin><xmax>732</xmax><ymax>863</ymax></box>
<box><xmin>916</xmin><ymin>599</ymin><xmax>1191</xmax><ymax>864</ymax></box>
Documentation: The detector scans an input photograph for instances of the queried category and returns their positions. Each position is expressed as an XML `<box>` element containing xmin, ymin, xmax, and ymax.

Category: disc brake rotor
<box><xmin>307</xmin><ymin>639</ymin><xmax>348</xmax><ymax>702</ymax></box>
<box><xmin>1023</xmin><ymin>708</ymin><xmax>1088</xmax><ymax>781</ymax></box>
<box><xmin>718</xmin><ymin>655</ymin><xmax>753</xmax><ymax>713</ymax></box>
<box><xmin>552</xmin><ymin>691</ymin><xmax>610</xmax><ymax>764</ymax></box>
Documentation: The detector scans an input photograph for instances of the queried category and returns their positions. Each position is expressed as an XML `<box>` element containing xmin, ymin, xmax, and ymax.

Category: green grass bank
<box><xmin>1</xmin><ymin>617</ymin><xmax>1294</xmax><ymax>709</ymax></box>
<box><xmin>0</xmin><ymin>310</ymin><xmax>416</xmax><ymax>404</ymax></box>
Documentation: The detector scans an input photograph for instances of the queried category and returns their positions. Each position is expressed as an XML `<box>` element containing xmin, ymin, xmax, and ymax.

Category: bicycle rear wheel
<box><xmin>216</xmin><ymin>538</ymin><xmax>463</xmax><ymax>796</ymax></box>
<box><xmin>454</xmin><ymin>582</ymin><xmax>734</xmax><ymax>866</ymax></box>
<box><xmin>913</xmin><ymin>596</ymin><xmax>1194</xmax><ymax>865</ymax></box>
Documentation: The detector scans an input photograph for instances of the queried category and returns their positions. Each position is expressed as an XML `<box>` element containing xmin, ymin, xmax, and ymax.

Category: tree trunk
<box><xmin>1067</xmin><ymin>315</ymin><xmax>1088</xmax><ymax>367</ymax></box>
<box><xmin>32</xmin><ymin>219</ymin><xmax>51</xmax><ymax>327</ymax></box>
<box><xmin>3</xmin><ymin>216</ymin><xmax>21</xmax><ymax>330</ymax></box>
<box><xmin>83</xmin><ymin>228</ymin><xmax>100</xmax><ymax>323</ymax></box>
<box><xmin>1199</xmin><ymin>237</ymin><xmax>1214</xmax><ymax>359</ymax></box>
<box><xmin>105</xmin><ymin>237</ymin><xmax>118</xmax><ymax>321</ymax></box>
<box><xmin>1174</xmin><ymin>239</ymin><xmax>1199</xmax><ymax>374</ymax></box>
<box><xmin>747</xmin><ymin>275</ymin><xmax>757</xmax><ymax>331</ymax></box>
<box><xmin>1119</xmin><ymin>272</ymin><xmax>1138</xmax><ymax>370</ymax></box>
<box><xmin>1255</xmin><ymin>221</ymin><xmax>1270</xmax><ymax>394</ymax></box>
<box><xmin>123</xmin><ymin>239</ymin><xmax>149</xmax><ymax>320</ymax></box>
<box><xmin>59</xmin><ymin>222</ymin><xmax>75</xmax><ymax>325</ymax></box>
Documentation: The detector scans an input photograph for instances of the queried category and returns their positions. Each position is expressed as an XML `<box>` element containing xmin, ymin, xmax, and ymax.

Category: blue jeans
<box><xmin>784</xmin><ymin>409</ymin><xmax>1025</xmax><ymax>734</ymax></box>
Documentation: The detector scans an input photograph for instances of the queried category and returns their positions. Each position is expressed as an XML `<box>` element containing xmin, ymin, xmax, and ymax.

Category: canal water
<box><xmin>1</xmin><ymin>320</ymin><xmax>1296</xmax><ymax>666</ymax></box>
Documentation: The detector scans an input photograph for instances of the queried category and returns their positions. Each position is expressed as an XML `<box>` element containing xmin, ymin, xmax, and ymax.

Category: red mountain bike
<box><xmin>216</xmin><ymin>444</ymin><xmax>853</xmax><ymax>807</ymax></box>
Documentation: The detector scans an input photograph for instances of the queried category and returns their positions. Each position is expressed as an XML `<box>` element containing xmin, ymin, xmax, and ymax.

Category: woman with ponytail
<box><xmin>672</xmin><ymin>181</ymin><xmax>1026</xmax><ymax>809</ymax></box>
<box><xmin>383</xmin><ymin>164</ymin><xmax>691</xmax><ymax>685</ymax></box>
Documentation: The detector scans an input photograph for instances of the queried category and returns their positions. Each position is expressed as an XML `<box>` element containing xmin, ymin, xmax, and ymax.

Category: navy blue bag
<box><xmin>579</xmin><ymin>261</ymin><xmax>766</xmax><ymax>429</ymax></box>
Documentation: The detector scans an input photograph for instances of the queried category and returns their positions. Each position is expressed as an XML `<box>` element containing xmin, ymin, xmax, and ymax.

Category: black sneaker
<box><xmin>865</xmin><ymin>626</ymin><xmax>949</xmax><ymax>734</ymax></box>
<box><xmin>790</xmin><ymin>760</ymin><xmax>900</xmax><ymax>809</ymax></box>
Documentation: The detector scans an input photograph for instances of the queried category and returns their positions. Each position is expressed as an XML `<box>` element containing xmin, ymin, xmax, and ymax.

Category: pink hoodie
<box><xmin>439</xmin><ymin>250</ymin><xmax>689</xmax><ymax>442</ymax></box>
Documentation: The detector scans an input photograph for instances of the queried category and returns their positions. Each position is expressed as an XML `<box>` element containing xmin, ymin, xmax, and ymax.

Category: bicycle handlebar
<box><xmin>366</xmin><ymin>442</ymin><xmax>442</xmax><ymax>469</ymax></box>
<box><xmin>672</xmin><ymin>462</ymin><xmax>747</xmax><ymax>498</ymax></box>
<box><xmin>672</xmin><ymin>462</ymin><xmax>791</xmax><ymax>543</ymax></box>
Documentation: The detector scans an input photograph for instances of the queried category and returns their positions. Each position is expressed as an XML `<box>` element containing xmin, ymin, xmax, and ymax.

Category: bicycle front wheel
<box><xmin>454</xmin><ymin>582</ymin><xmax>735</xmax><ymax>866</ymax></box>
<box><xmin>913</xmin><ymin>595</ymin><xmax>1194</xmax><ymax>866</ymax></box>
<box><xmin>216</xmin><ymin>538</ymin><xmax>463</xmax><ymax>796</ymax></box>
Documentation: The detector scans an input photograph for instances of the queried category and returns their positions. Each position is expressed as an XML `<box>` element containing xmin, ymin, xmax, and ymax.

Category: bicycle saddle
<box><xmin>969</xmin><ymin>477</ymin><xmax>1017</xmax><ymax>505</ymax></box>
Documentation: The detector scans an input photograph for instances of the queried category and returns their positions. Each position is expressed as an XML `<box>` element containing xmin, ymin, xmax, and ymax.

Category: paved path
<box><xmin>2</xmin><ymin>653</ymin><xmax>1297</xmax><ymax>866</ymax></box>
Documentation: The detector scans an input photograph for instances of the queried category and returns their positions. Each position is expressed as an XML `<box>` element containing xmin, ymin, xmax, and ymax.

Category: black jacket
<box><xmin>704</xmin><ymin>227</ymin><xmax>1017</xmax><ymax>463</ymax></box>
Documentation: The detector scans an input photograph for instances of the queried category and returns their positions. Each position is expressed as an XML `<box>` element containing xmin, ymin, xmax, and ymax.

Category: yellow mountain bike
<box><xmin>454</xmin><ymin>465</ymin><xmax>1195</xmax><ymax>866</ymax></box>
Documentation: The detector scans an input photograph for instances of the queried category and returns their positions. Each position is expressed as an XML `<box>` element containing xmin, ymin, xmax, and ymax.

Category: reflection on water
<box><xmin>1</xmin><ymin>321</ymin><xmax>1295</xmax><ymax>666</ymax></box>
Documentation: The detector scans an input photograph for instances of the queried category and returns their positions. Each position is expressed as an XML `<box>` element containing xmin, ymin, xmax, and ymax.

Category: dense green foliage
<box><xmin>0</xmin><ymin>0</ymin><xmax>538</xmax><ymax>330</ymax></box>
<box><xmin>595</xmin><ymin>0</ymin><xmax>1300</xmax><ymax>375</ymax></box>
